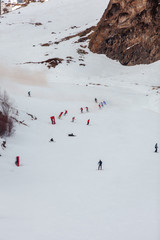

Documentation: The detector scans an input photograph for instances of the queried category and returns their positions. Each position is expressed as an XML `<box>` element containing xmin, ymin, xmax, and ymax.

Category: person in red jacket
<box><xmin>64</xmin><ymin>110</ymin><xmax>68</xmax><ymax>115</ymax></box>
<box><xmin>87</xmin><ymin>119</ymin><xmax>90</xmax><ymax>125</ymax></box>
<box><xmin>72</xmin><ymin>117</ymin><xmax>75</xmax><ymax>122</ymax></box>
<box><xmin>80</xmin><ymin>107</ymin><xmax>83</xmax><ymax>113</ymax></box>
<box><xmin>58</xmin><ymin>112</ymin><xmax>63</xmax><ymax>119</ymax></box>
<box><xmin>86</xmin><ymin>107</ymin><xmax>89</xmax><ymax>112</ymax></box>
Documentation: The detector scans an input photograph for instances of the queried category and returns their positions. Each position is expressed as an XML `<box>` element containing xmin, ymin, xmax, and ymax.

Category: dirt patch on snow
<box><xmin>0</xmin><ymin>64</ymin><xmax>47</xmax><ymax>86</ymax></box>
<box><xmin>24</xmin><ymin>58</ymin><xmax>64</xmax><ymax>69</ymax></box>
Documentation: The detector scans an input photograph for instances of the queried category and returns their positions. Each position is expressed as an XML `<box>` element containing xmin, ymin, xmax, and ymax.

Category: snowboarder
<box><xmin>80</xmin><ymin>107</ymin><xmax>83</xmax><ymax>113</ymax></box>
<box><xmin>58</xmin><ymin>112</ymin><xmax>63</xmax><ymax>119</ymax></box>
<box><xmin>72</xmin><ymin>117</ymin><xmax>75</xmax><ymax>122</ymax></box>
<box><xmin>95</xmin><ymin>98</ymin><xmax>97</xmax><ymax>103</ymax></box>
<box><xmin>155</xmin><ymin>143</ymin><xmax>158</xmax><ymax>153</ymax></box>
<box><xmin>87</xmin><ymin>119</ymin><xmax>90</xmax><ymax>125</ymax></box>
<box><xmin>86</xmin><ymin>107</ymin><xmax>89</xmax><ymax>112</ymax></box>
<box><xmin>98</xmin><ymin>160</ymin><xmax>102</xmax><ymax>170</ymax></box>
<box><xmin>64</xmin><ymin>110</ymin><xmax>68</xmax><ymax>116</ymax></box>
<box><xmin>28</xmin><ymin>91</ymin><xmax>31</xmax><ymax>97</ymax></box>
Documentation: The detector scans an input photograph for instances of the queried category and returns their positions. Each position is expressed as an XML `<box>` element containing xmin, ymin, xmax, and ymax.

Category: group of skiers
<box><xmin>25</xmin><ymin>92</ymin><xmax>158</xmax><ymax>171</ymax></box>
<box><xmin>80</xmin><ymin>107</ymin><xmax>89</xmax><ymax>113</ymax></box>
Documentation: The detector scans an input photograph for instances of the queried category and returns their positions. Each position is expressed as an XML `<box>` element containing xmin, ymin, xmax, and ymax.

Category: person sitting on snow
<box><xmin>49</xmin><ymin>138</ymin><xmax>54</xmax><ymax>142</ymax></box>
<box><xmin>68</xmin><ymin>133</ymin><xmax>76</xmax><ymax>137</ymax></box>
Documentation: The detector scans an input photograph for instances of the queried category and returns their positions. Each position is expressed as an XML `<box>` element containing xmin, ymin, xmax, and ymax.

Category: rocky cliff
<box><xmin>89</xmin><ymin>0</ymin><xmax>160</xmax><ymax>65</ymax></box>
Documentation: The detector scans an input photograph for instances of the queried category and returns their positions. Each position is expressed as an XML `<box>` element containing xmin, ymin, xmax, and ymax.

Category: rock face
<box><xmin>89</xmin><ymin>0</ymin><xmax>160</xmax><ymax>65</ymax></box>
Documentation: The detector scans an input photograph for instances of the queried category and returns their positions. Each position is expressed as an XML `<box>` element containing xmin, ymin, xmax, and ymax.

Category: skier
<box><xmin>87</xmin><ymin>119</ymin><xmax>90</xmax><ymax>125</ymax></box>
<box><xmin>50</xmin><ymin>116</ymin><xmax>56</xmax><ymax>124</ymax></box>
<box><xmin>155</xmin><ymin>143</ymin><xmax>158</xmax><ymax>153</ymax></box>
<box><xmin>80</xmin><ymin>107</ymin><xmax>83</xmax><ymax>113</ymax></box>
<box><xmin>101</xmin><ymin>102</ymin><xmax>104</xmax><ymax>107</ymax></box>
<box><xmin>15</xmin><ymin>156</ymin><xmax>19</xmax><ymax>167</ymax></box>
<box><xmin>58</xmin><ymin>112</ymin><xmax>63</xmax><ymax>119</ymax></box>
<box><xmin>98</xmin><ymin>104</ymin><xmax>101</xmax><ymax>109</ymax></box>
<box><xmin>72</xmin><ymin>117</ymin><xmax>75</xmax><ymax>122</ymax></box>
<box><xmin>28</xmin><ymin>91</ymin><xmax>31</xmax><ymax>97</ymax></box>
<box><xmin>95</xmin><ymin>98</ymin><xmax>97</xmax><ymax>103</ymax></box>
<box><xmin>103</xmin><ymin>100</ymin><xmax>106</xmax><ymax>105</ymax></box>
<box><xmin>1</xmin><ymin>141</ymin><xmax>6</xmax><ymax>149</ymax></box>
<box><xmin>64</xmin><ymin>110</ymin><xmax>68</xmax><ymax>116</ymax></box>
<box><xmin>98</xmin><ymin>160</ymin><xmax>102</xmax><ymax>170</ymax></box>
<box><xmin>86</xmin><ymin>107</ymin><xmax>89</xmax><ymax>112</ymax></box>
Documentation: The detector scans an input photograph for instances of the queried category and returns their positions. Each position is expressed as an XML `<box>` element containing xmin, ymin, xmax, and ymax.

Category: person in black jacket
<box><xmin>155</xmin><ymin>143</ymin><xmax>158</xmax><ymax>153</ymax></box>
<box><xmin>98</xmin><ymin>160</ymin><xmax>102</xmax><ymax>170</ymax></box>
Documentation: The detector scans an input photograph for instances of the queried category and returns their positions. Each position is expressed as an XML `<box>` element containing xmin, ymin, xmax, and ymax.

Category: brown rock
<box><xmin>89</xmin><ymin>0</ymin><xmax>160</xmax><ymax>65</ymax></box>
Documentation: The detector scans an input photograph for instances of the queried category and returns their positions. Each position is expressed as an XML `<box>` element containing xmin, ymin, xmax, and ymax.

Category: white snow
<box><xmin>0</xmin><ymin>0</ymin><xmax>160</xmax><ymax>240</ymax></box>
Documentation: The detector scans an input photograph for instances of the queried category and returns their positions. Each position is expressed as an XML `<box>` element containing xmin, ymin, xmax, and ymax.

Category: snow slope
<box><xmin>0</xmin><ymin>0</ymin><xmax>160</xmax><ymax>240</ymax></box>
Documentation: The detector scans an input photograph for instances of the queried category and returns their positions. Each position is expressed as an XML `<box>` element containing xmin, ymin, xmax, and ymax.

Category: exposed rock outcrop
<box><xmin>89</xmin><ymin>0</ymin><xmax>160</xmax><ymax>65</ymax></box>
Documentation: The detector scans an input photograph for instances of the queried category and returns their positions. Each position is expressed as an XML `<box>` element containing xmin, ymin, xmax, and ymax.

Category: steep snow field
<box><xmin>0</xmin><ymin>0</ymin><xmax>160</xmax><ymax>240</ymax></box>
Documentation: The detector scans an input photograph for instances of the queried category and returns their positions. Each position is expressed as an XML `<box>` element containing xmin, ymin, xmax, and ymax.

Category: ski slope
<box><xmin>0</xmin><ymin>0</ymin><xmax>160</xmax><ymax>240</ymax></box>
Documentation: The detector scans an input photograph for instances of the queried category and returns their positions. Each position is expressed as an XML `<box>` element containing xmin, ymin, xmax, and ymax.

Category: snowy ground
<box><xmin>0</xmin><ymin>0</ymin><xmax>160</xmax><ymax>240</ymax></box>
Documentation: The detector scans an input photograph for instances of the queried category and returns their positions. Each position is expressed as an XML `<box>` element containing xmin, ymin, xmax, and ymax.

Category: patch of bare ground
<box><xmin>66</xmin><ymin>56</ymin><xmax>75</xmax><ymax>64</ymax></box>
<box><xmin>152</xmin><ymin>86</ymin><xmax>160</xmax><ymax>90</ymax></box>
<box><xmin>24</xmin><ymin>58</ymin><xmax>63</xmax><ymax>69</ymax></box>
<box><xmin>39</xmin><ymin>26</ymin><xmax>95</xmax><ymax>48</ymax></box>
<box><xmin>30</xmin><ymin>22</ymin><xmax>43</xmax><ymax>26</ymax></box>
<box><xmin>80</xmin><ymin>45</ymin><xmax>87</xmax><ymax>48</ymax></box>
<box><xmin>40</xmin><ymin>41</ymin><xmax>53</xmax><ymax>47</ymax></box>
<box><xmin>77</xmin><ymin>48</ymin><xmax>88</xmax><ymax>55</ymax></box>
<box><xmin>53</xmin><ymin>26</ymin><xmax>95</xmax><ymax>45</ymax></box>
<box><xmin>89</xmin><ymin>83</ymin><xmax>108</xmax><ymax>87</ymax></box>
<box><xmin>152</xmin><ymin>86</ymin><xmax>160</xmax><ymax>94</ymax></box>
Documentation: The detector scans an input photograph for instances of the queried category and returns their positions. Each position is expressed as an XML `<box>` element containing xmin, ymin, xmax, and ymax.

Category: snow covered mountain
<box><xmin>0</xmin><ymin>1</ymin><xmax>160</xmax><ymax>240</ymax></box>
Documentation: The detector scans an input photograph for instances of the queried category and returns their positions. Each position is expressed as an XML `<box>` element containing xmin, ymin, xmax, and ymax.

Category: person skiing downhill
<box><xmin>58</xmin><ymin>112</ymin><xmax>63</xmax><ymax>119</ymax></box>
<box><xmin>98</xmin><ymin>104</ymin><xmax>101</xmax><ymax>109</ymax></box>
<box><xmin>28</xmin><ymin>91</ymin><xmax>31</xmax><ymax>97</ymax></box>
<box><xmin>155</xmin><ymin>143</ymin><xmax>158</xmax><ymax>153</ymax></box>
<box><xmin>98</xmin><ymin>160</ymin><xmax>102</xmax><ymax>170</ymax></box>
<box><xmin>72</xmin><ymin>117</ymin><xmax>75</xmax><ymax>122</ymax></box>
<box><xmin>86</xmin><ymin>107</ymin><xmax>89</xmax><ymax>112</ymax></box>
<box><xmin>95</xmin><ymin>98</ymin><xmax>97</xmax><ymax>103</ymax></box>
<box><xmin>87</xmin><ymin>119</ymin><xmax>90</xmax><ymax>125</ymax></box>
<box><xmin>64</xmin><ymin>110</ymin><xmax>68</xmax><ymax>116</ymax></box>
<box><xmin>80</xmin><ymin>107</ymin><xmax>83</xmax><ymax>113</ymax></box>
